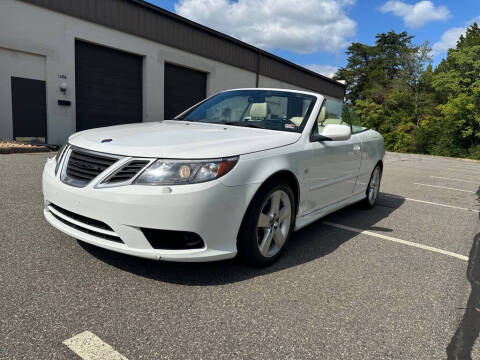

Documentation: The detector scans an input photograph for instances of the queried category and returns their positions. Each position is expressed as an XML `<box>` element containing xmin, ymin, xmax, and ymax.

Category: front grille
<box><xmin>49</xmin><ymin>204</ymin><xmax>122</xmax><ymax>243</ymax></box>
<box><xmin>64</xmin><ymin>149</ymin><xmax>118</xmax><ymax>186</ymax></box>
<box><xmin>105</xmin><ymin>160</ymin><xmax>149</xmax><ymax>184</ymax></box>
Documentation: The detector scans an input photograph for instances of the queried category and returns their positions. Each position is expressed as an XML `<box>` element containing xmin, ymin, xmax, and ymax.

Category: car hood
<box><xmin>68</xmin><ymin>120</ymin><xmax>301</xmax><ymax>158</ymax></box>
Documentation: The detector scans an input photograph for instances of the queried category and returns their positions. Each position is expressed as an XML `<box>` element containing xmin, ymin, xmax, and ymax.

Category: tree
<box><xmin>335</xmin><ymin>25</ymin><xmax>480</xmax><ymax>159</ymax></box>
<box><xmin>375</xmin><ymin>31</ymin><xmax>415</xmax><ymax>83</ymax></box>
<box><xmin>431</xmin><ymin>23</ymin><xmax>480</xmax><ymax>158</ymax></box>
<box><xmin>334</xmin><ymin>43</ymin><xmax>378</xmax><ymax>103</ymax></box>
<box><xmin>399</xmin><ymin>42</ymin><xmax>432</xmax><ymax>124</ymax></box>
<box><xmin>457</xmin><ymin>22</ymin><xmax>480</xmax><ymax>49</ymax></box>
<box><xmin>335</xmin><ymin>30</ymin><xmax>431</xmax><ymax>151</ymax></box>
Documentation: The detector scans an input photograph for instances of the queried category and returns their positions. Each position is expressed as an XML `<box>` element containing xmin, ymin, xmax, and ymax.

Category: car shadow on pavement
<box><xmin>446</xmin><ymin>185</ymin><xmax>480</xmax><ymax>360</ymax></box>
<box><xmin>80</xmin><ymin>192</ymin><xmax>405</xmax><ymax>286</ymax></box>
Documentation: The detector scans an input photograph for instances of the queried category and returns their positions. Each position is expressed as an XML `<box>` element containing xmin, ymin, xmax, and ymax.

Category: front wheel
<box><xmin>238</xmin><ymin>183</ymin><xmax>295</xmax><ymax>266</ymax></box>
<box><xmin>362</xmin><ymin>164</ymin><xmax>382</xmax><ymax>209</ymax></box>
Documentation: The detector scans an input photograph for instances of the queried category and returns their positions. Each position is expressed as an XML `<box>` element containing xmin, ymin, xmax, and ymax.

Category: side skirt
<box><xmin>294</xmin><ymin>192</ymin><xmax>366</xmax><ymax>231</ymax></box>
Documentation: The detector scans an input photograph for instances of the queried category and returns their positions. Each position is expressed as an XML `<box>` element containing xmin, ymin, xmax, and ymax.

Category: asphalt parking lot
<box><xmin>1</xmin><ymin>151</ymin><xmax>479</xmax><ymax>359</ymax></box>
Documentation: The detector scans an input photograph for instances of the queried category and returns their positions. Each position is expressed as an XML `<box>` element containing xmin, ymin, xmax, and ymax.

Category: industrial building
<box><xmin>0</xmin><ymin>0</ymin><xmax>345</xmax><ymax>145</ymax></box>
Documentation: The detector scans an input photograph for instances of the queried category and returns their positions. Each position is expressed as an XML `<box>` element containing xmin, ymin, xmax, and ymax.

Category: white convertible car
<box><xmin>43</xmin><ymin>89</ymin><xmax>384</xmax><ymax>266</ymax></box>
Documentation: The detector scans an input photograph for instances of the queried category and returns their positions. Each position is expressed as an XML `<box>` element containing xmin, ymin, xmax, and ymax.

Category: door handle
<box><xmin>353</xmin><ymin>145</ymin><xmax>361</xmax><ymax>153</ymax></box>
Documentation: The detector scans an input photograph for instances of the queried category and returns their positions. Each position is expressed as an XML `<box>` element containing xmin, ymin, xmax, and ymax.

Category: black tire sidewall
<box><xmin>364</xmin><ymin>165</ymin><xmax>382</xmax><ymax>208</ymax></box>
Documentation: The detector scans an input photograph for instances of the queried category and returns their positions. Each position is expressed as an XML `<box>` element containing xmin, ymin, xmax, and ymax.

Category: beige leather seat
<box><xmin>290</xmin><ymin>117</ymin><xmax>303</xmax><ymax>126</ymax></box>
<box><xmin>250</xmin><ymin>103</ymin><xmax>268</xmax><ymax>119</ymax></box>
<box><xmin>317</xmin><ymin>106</ymin><xmax>326</xmax><ymax>133</ymax></box>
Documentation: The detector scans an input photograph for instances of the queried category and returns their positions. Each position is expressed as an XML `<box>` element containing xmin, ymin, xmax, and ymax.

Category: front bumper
<box><xmin>42</xmin><ymin>157</ymin><xmax>254</xmax><ymax>262</ymax></box>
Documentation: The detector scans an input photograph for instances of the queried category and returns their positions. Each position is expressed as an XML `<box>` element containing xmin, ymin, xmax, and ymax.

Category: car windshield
<box><xmin>175</xmin><ymin>90</ymin><xmax>317</xmax><ymax>133</ymax></box>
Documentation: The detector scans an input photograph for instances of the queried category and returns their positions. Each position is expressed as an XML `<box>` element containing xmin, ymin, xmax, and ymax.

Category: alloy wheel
<box><xmin>256</xmin><ymin>190</ymin><xmax>292</xmax><ymax>257</ymax></box>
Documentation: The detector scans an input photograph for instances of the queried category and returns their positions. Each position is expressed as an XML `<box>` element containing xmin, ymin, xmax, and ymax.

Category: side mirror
<box><xmin>311</xmin><ymin>124</ymin><xmax>351</xmax><ymax>142</ymax></box>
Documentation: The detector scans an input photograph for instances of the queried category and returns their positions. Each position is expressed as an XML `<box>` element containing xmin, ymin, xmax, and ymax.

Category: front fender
<box><xmin>221</xmin><ymin>145</ymin><xmax>303</xmax><ymax>193</ymax></box>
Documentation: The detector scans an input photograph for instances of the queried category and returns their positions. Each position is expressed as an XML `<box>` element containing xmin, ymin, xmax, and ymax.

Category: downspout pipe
<box><xmin>255</xmin><ymin>52</ymin><xmax>261</xmax><ymax>87</ymax></box>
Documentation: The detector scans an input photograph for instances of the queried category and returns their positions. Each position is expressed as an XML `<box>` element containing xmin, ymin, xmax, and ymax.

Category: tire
<box><xmin>238</xmin><ymin>182</ymin><xmax>295</xmax><ymax>266</ymax></box>
<box><xmin>362</xmin><ymin>164</ymin><xmax>382</xmax><ymax>209</ymax></box>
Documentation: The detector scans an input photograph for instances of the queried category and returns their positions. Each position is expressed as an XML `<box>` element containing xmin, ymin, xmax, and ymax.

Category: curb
<box><xmin>386</xmin><ymin>151</ymin><xmax>480</xmax><ymax>163</ymax></box>
<box><xmin>0</xmin><ymin>146</ymin><xmax>51</xmax><ymax>154</ymax></box>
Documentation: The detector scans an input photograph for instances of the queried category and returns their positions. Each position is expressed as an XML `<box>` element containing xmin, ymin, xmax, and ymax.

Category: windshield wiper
<box><xmin>222</xmin><ymin>121</ymin><xmax>265</xmax><ymax>129</ymax></box>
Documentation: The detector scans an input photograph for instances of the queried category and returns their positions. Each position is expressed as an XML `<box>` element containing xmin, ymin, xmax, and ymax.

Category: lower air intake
<box><xmin>141</xmin><ymin>228</ymin><xmax>205</xmax><ymax>250</ymax></box>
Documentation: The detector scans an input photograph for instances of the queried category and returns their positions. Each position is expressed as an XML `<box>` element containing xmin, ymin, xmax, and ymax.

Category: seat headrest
<box><xmin>318</xmin><ymin>106</ymin><xmax>326</xmax><ymax>123</ymax></box>
<box><xmin>250</xmin><ymin>103</ymin><xmax>267</xmax><ymax>118</ymax></box>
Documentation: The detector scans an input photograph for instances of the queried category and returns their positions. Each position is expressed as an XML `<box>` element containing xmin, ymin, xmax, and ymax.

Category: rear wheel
<box><xmin>362</xmin><ymin>164</ymin><xmax>382</xmax><ymax>209</ymax></box>
<box><xmin>238</xmin><ymin>183</ymin><xmax>295</xmax><ymax>266</ymax></box>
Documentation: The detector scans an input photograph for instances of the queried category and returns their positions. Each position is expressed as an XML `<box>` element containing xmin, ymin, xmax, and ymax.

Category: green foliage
<box><xmin>336</xmin><ymin>24</ymin><xmax>480</xmax><ymax>159</ymax></box>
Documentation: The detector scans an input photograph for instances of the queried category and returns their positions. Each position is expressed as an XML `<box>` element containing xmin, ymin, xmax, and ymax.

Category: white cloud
<box><xmin>431</xmin><ymin>27</ymin><xmax>465</xmax><ymax>55</ymax></box>
<box><xmin>174</xmin><ymin>0</ymin><xmax>356</xmax><ymax>53</ymax></box>
<box><xmin>380</xmin><ymin>1</ymin><xmax>450</xmax><ymax>28</ymax></box>
<box><xmin>431</xmin><ymin>16</ymin><xmax>480</xmax><ymax>56</ymax></box>
<box><xmin>305</xmin><ymin>64</ymin><xmax>339</xmax><ymax>78</ymax></box>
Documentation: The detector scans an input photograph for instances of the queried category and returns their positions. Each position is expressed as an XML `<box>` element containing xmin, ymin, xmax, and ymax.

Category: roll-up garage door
<box><xmin>75</xmin><ymin>41</ymin><xmax>143</xmax><ymax>131</ymax></box>
<box><xmin>164</xmin><ymin>63</ymin><xmax>207</xmax><ymax>119</ymax></box>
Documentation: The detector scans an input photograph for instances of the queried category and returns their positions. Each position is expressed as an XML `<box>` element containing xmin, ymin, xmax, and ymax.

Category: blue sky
<box><xmin>146</xmin><ymin>0</ymin><xmax>480</xmax><ymax>76</ymax></box>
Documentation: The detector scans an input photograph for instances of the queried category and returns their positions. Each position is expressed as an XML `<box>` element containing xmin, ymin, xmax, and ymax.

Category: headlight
<box><xmin>134</xmin><ymin>157</ymin><xmax>238</xmax><ymax>185</ymax></box>
<box><xmin>54</xmin><ymin>143</ymin><xmax>68</xmax><ymax>175</ymax></box>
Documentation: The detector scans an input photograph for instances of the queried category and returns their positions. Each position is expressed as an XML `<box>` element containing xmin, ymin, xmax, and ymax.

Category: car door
<box><xmin>302</xmin><ymin>99</ymin><xmax>362</xmax><ymax>212</ymax></box>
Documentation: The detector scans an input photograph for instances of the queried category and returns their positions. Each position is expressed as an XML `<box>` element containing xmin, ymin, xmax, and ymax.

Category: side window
<box><xmin>351</xmin><ymin>124</ymin><xmax>367</xmax><ymax>134</ymax></box>
<box><xmin>312</xmin><ymin>99</ymin><xmax>346</xmax><ymax>134</ymax></box>
<box><xmin>342</xmin><ymin>104</ymin><xmax>367</xmax><ymax>134</ymax></box>
<box><xmin>324</xmin><ymin>99</ymin><xmax>343</xmax><ymax>123</ymax></box>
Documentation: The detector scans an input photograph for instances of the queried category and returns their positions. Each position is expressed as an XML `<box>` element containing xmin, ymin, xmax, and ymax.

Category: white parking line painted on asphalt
<box><xmin>63</xmin><ymin>331</ymin><xmax>128</xmax><ymax>360</ymax></box>
<box><xmin>323</xmin><ymin>221</ymin><xmax>469</xmax><ymax>261</ymax></box>
<box><xmin>446</xmin><ymin>165</ymin><xmax>480</xmax><ymax>171</ymax></box>
<box><xmin>446</xmin><ymin>168</ymin><xmax>480</xmax><ymax>177</ymax></box>
<box><xmin>383</xmin><ymin>194</ymin><xmax>480</xmax><ymax>213</ymax></box>
<box><xmin>429</xmin><ymin>176</ymin><xmax>480</xmax><ymax>185</ymax></box>
<box><xmin>414</xmin><ymin>183</ymin><xmax>476</xmax><ymax>193</ymax></box>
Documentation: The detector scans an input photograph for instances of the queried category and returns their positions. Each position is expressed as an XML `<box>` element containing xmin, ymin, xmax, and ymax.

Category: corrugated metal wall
<box><xmin>260</xmin><ymin>56</ymin><xmax>342</xmax><ymax>97</ymax></box>
<box><xmin>20</xmin><ymin>0</ymin><xmax>345</xmax><ymax>99</ymax></box>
